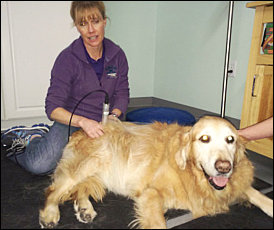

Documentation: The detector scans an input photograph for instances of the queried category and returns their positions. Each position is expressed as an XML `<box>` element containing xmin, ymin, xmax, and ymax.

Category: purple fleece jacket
<box><xmin>45</xmin><ymin>37</ymin><xmax>130</xmax><ymax>122</ymax></box>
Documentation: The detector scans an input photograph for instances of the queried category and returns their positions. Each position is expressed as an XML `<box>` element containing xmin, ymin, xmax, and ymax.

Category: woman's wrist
<box><xmin>77</xmin><ymin>116</ymin><xmax>90</xmax><ymax>128</ymax></box>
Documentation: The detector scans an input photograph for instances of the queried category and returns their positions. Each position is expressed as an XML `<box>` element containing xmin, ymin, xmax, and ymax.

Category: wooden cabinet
<box><xmin>240</xmin><ymin>2</ymin><xmax>273</xmax><ymax>158</ymax></box>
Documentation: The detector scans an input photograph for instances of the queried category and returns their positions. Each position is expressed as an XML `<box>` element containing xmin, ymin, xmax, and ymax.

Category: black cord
<box><xmin>68</xmin><ymin>90</ymin><xmax>109</xmax><ymax>142</ymax></box>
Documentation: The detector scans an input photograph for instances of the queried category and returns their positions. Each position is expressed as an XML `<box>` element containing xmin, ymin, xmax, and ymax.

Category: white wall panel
<box><xmin>1</xmin><ymin>1</ymin><xmax>79</xmax><ymax>120</ymax></box>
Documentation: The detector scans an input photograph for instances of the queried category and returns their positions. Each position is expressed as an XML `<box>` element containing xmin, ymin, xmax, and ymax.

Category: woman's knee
<box><xmin>23</xmin><ymin>157</ymin><xmax>56</xmax><ymax>175</ymax></box>
<box><xmin>22</xmin><ymin>143</ymin><xmax>61</xmax><ymax>175</ymax></box>
<box><xmin>21</xmin><ymin>122</ymin><xmax>78</xmax><ymax>175</ymax></box>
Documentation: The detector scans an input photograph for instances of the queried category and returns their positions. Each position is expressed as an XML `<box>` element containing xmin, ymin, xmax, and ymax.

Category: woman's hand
<box><xmin>50</xmin><ymin>107</ymin><xmax>104</xmax><ymax>139</ymax></box>
<box><xmin>79</xmin><ymin>118</ymin><xmax>104</xmax><ymax>138</ymax></box>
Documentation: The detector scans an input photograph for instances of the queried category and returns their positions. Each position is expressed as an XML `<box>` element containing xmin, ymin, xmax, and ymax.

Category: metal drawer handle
<box><xmin>251</xmin><ymin>74</ymin><xmax>257</xmax><ymax>97</ymax></box>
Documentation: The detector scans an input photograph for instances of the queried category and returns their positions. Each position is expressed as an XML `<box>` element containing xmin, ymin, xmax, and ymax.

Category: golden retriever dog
<box><xmin>39</xmin><ymin>116</ymin><xmax>273</xmax><ymax>229</ymax></box>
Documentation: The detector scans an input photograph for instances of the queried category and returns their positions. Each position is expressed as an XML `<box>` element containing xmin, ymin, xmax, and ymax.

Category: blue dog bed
<box><xmin>126</xmin><ymin>107</ymin><xmax>196</xmax><ymax>125</ymax></box>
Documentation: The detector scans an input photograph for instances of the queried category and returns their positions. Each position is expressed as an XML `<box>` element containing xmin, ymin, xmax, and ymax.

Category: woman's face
<box><xmin>75</xmin><ymin>7</ymin><xmax>106</xmax><ymax>49</ymax></box>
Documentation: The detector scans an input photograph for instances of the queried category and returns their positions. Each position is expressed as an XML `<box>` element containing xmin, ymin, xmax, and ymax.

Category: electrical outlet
<box><xmin>228</xmin><ymin>61</ymin><xmax>237</xmax><ymax>78</ymax></box>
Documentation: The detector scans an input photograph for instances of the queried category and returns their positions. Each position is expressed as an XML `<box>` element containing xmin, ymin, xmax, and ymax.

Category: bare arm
<box><xmin>50</xmin><ymin>107</ymin><xmax>104</xmax><ymax>138</ymax></box>
<box><xmin>238</xmin><ymin>117</ymin><xmax>273</xmax><ymax>141</ymax></box>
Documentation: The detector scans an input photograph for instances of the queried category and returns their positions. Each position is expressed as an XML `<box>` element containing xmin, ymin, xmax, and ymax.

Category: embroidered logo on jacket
<box><xmin>105</xmin><ymin>65</ymin><xmax>118</xmax><ymax>79</ymax></box>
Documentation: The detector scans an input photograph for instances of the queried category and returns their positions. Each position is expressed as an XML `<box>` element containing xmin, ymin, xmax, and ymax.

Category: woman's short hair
<box><xmin>70</xmin><ymin>1</ymin><xmax>106</xmax><ymax>25</ymax></box>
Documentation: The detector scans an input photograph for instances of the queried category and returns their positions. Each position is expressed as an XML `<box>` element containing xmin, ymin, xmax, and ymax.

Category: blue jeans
<box><xmin>9</xmin><ymin>122</ymin><xmax>80</xmax><ymax>175</ymax></box>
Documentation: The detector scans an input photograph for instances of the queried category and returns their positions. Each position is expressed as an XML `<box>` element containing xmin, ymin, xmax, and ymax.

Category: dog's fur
<box><xmin>39</xmin><ymin>116</ymin><xmax>273</xmax><ymax>229</ymax></box>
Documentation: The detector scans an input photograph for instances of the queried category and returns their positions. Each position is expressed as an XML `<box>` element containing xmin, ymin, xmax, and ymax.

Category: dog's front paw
<box><xmin>78</xmin><ymin>208</ymin><xmax>97</xmax><ymax>223</ymax></box>
<box><xmin>74</xmin><ymin>200</ymin><xmax>97</xmax><ymax>223</ymax></box>
<box><xmin>39</xmin><ymin>206</ymin><xmax>60</xmax><ymax>229</ymax></box>
<box><xmin>39</xmin><ymin>220</ymin><xmax>57</xmax><ymax>229</ymax></box>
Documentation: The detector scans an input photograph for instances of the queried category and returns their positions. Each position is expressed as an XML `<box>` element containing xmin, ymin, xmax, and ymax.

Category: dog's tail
<box><xmin>245</xmin><ymin>186</ymin><xmax>273</xmax><ymax>217</ymax></box>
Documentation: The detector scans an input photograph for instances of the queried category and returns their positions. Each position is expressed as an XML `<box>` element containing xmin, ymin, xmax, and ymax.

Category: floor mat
<box><xmin>1</xmin><ymin>145</ymin><xmax>273</xmax><ymax>229</ymax></box>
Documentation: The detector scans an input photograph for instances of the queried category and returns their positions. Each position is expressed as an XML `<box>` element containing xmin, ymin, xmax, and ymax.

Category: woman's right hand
<box><xmin>78</xmin><ymin>118</ymin><xmax>104</xmax><ymax>139</ymax></box>
<box><xmin>50</xmin><ymin>107</ymin><xmax>104</xmax><ymax>139</ymax></box>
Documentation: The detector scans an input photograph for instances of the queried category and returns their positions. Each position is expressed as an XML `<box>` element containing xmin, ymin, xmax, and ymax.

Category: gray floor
<box><xmin>248</xmin><ymin>150</ymin><xmax>273</xmax><ymax>186</ymax></box>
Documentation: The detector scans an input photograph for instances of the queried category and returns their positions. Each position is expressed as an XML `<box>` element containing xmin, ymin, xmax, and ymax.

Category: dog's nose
<box><xmin>215</xmin><ymin>160</ymin><xmax>231</xmax><ymax>174</ymax></box>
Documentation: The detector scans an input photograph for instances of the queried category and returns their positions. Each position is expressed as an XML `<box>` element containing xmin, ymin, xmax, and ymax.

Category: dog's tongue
<box><xmin>211</xmin><ymin>176</ymin><xmax>229</xmax><ymax>187</ymax></box>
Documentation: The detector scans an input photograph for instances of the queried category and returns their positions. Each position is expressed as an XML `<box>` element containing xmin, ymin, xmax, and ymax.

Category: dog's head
<box><xmin>176</xmin><ymin>116</ymin><xmax>246</xmax><ymax>190</ymax></box>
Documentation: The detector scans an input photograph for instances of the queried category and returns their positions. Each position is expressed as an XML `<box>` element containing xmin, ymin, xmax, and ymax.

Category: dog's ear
<box><xmin>175</xmin><ymin>132</ymin><xmax>191</xmax><ymax>170</ymax></box>
<box><xmin>234</xmin><ymin>135</ymin><xmax>248</xmax><ymax>164</ymax></box>
<box><xmin>238</xmin><ymin>135</ymin><xmax>249</xmax><ymax>145</ymax></box>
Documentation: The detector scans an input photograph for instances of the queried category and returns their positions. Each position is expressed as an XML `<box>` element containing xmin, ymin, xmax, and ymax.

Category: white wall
<box><xmin>1</xmin><ymin>1</ymin><xmax>79</xmax><ymax>128</ymax></box>
<box><xmin>1</xmin><ymin>1</ymin><xmax>255</xmax><ymax>130</ymax></box>
<box><xmin>104</xmin><ymin>1</ymin><xmax>255</xmax><ymax>119</ymax></box>
<box><xmin>153</xmin><ymin>1</ymin><xmax>254</xmax><ymax>118</ymax></box>
<box><xmin>104</xmin><ymin>1</ymin><xmax>157</xmax><ymax>97</ymax></box>
<box><xmin>154</xmin><ymin>1</ymin><xmax>227</xmax><ymax>113</ymax></box>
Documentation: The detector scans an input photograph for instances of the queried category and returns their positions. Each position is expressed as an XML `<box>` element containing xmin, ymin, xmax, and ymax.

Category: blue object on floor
<box><xmin>126</xmin><ymin>107</ymin><xmax>196</xmax><ymax>125</ymax></box>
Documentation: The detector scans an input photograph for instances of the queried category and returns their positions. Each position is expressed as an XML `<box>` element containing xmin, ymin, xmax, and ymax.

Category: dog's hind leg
<box><xmin>245</xmin><ymin>186</ymin><xmax>273</xmax><ymax>217</ymax></box>
<box><xmin>132</xmin><ymin>187</ymin><xmax>166</xmax><ymax>229</ymax></box>
<box><xmin>72</xmin><ymin>176</ymin><xmax>106</xmax><ymax>224</ymax></box>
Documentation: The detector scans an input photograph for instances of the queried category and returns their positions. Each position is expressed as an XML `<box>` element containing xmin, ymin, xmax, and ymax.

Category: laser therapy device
<box><xmin>68</xmin><ymin>90</ymin><xmax>109</xmax><ymax>141</ymax></box>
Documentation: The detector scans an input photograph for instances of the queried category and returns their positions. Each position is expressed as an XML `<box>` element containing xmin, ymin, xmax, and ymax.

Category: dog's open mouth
<box><xmin>208</xmin><ymin>176</ymin><xmax>229</xmax><ymax>190</ymax></box>
<box><xmin>202</xmin><ymin>167</ymin><xmax>229</xmax><ymax>190</ymax></box>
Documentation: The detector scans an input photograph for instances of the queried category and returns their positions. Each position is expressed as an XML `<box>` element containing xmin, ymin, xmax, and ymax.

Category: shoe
<box><xmin>1</xmin><ymin>123</ymin><xmax>50</xmax><ymax>158</ymax></box>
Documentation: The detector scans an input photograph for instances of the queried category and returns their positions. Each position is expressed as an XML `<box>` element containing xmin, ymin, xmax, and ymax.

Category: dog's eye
<box><xmin>226</xmin><ymin>136</ymin><xmax>234</xmax><ymax>144</ymax></box>
<box><xmin>199</xmin><ymin>135</ymin><xmax>210</xmax><ymax>143</ymax></box>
